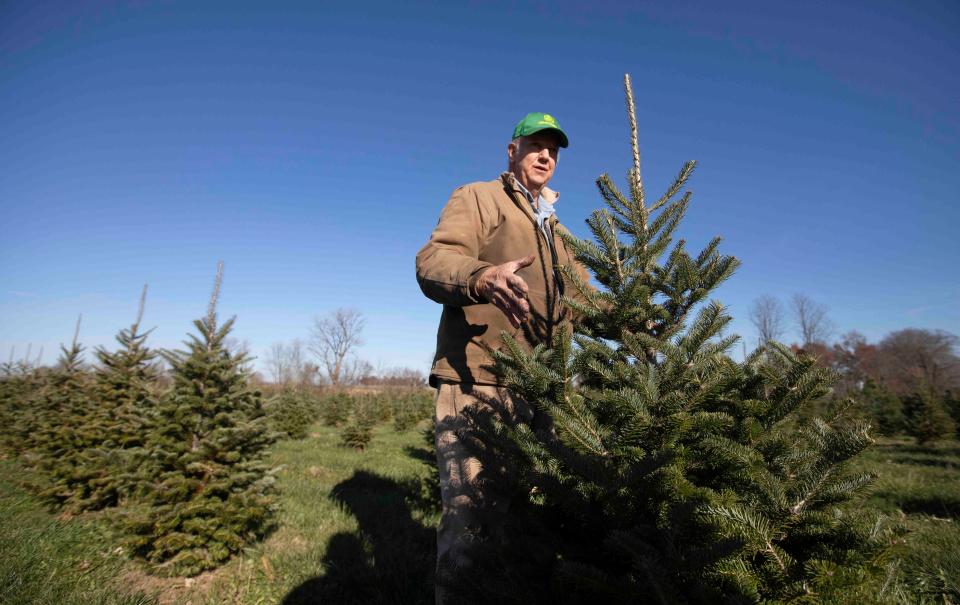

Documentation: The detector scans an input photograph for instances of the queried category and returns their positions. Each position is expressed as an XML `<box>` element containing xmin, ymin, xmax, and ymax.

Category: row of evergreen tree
<box><xmin>852</xmin><ymin>380</ymin><xmax>958</xmax><ymax>445</ymax></box>
<box><xmin>0</xmin><ymin>272</ymin><xmax>436</xmax><ymax>578</ymax></box>
<box><xmin>0</xmin><ymin>263</ymin><xmax>277</xmax><ymax>575</ymax></box>
<box><xmin>268</xmin><ymin>387</ymin><xmax>433</xmax><ymax>447</ymax></box>
<box><xmin>0</xmin><ymin>274</ymin><xmax>436</xmax><ymax>579</ymax></box>
<box><xmin>0</xmin><ymin>267</ymin><xmax>276</xmax><ymax>576</ymax></box>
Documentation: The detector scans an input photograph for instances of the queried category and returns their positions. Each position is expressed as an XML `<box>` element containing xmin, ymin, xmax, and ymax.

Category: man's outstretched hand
<box><xmin>475</xmin><ymin>254</ymin><xmax>535</xmax><ymax>328</ymax></box>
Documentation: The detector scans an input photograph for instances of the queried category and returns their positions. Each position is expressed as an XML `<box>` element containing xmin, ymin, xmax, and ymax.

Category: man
<box><xmin>416</xmin><ymin>112</ymin><xmax>589</xmax><ymax>601</ymax></box>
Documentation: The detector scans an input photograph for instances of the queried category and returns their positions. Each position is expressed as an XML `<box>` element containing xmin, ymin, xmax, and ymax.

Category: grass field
<box><xmin>1</xmin><ymin>420</ymin><xmax>440</xmax><ymax>605</ymax></box>
<box><xmin>2</xmin><ymin>425</ymin><xmax>958</xmax><ymax>604</ymax></box>
<box><xmin>856</xmin><ymin>438</ymin><xmax>960</xmax><ymax>600</ymax></box>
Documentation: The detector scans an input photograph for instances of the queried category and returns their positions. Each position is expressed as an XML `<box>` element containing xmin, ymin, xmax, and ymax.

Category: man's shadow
<box><xmin>282</xmin><ymin>468</ymin><xmax>438</xmax><ymax>605</ymax></box>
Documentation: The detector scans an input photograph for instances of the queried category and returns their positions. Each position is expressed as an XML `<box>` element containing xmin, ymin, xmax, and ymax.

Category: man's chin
<box><xmin>527</xmin><ymin>175</ymin><xmax>549</xmax><ymax>188</ymax></box>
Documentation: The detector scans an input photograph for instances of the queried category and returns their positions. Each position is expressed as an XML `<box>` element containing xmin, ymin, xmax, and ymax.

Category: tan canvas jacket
<box><xmin>416</xmin><ymin>172</ymin><xmax>591</xmax><ymax>386</ymax></box>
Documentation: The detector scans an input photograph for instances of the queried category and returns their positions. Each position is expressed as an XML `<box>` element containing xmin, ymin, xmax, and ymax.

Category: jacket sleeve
<box><xmin>416</xmin><ymin>185</ymin><xmax>495</xmax><ymax>307</ymax></box>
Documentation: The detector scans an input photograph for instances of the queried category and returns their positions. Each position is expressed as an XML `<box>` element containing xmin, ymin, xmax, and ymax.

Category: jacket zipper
<box><xmin>503</xmin><ymin>177</ymin><xmax>564</xmax><ymax>321</ymax></box>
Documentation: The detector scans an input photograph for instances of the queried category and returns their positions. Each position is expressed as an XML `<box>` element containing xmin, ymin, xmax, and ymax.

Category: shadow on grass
<box><xmin>882</xmin><ymin>455</ymin><xmax>960</xmax><ymax>469</ymax></box>
<box><xmin>874</xmin><ymin>443</ymin><xmax>960</xmax><ymax>458</ymax></box>
<box><xmin>877</xmin><ymin>492</ymin><xmax>960</xmax><ymax>518</ymax></box>
<box><xmin>404</xmin><ymin>444</ymin><xmax>436</xmax><ymax>465</ymax></box>
<box><xmin>281</xmin><ymin>470</ymin><xmax>436</xmax><ymax>605</ymax></box>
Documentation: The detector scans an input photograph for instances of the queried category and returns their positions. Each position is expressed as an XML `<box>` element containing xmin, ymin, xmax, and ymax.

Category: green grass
<box><xmin>0</xmin><ymin>420</ymin><xmax>439</xmax><ymax>605</ymax></box>
<box><xmin>199</xmin><ymin>421</ymin><xmax>440</xmax><ymax>605</ymax></box>
<box><xmin>0</xmin><ymin>459</ymin><xmax>158</xmax><ymax>605</ymax></box>
<box><xmin>856</xmin><ymin>437</ymin><xmax>960</xmax><ymax>601</ymax></box>
<box><xmin>3</xmin><ymin>428</ymin><xmax>958</xmax><ymax>604</ymax></box>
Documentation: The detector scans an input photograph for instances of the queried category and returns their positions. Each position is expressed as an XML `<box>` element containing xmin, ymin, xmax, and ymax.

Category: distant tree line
<box><xmin>750</xmin><ymin>294</ymin><xmax>959</xmax><ymax>444</ymax></box>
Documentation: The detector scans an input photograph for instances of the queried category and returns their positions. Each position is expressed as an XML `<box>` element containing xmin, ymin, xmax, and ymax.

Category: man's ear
<box><xmin>507</xmin><ymin>141</ymin><xmax>517</xmax><ymax>162</ymax></box>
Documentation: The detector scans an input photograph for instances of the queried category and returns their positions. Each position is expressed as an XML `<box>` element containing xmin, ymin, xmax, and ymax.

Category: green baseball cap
<box><xmin>512</xmin><ymin>112</ymin><xmax>569</xmax><ymax>148</ymax></box>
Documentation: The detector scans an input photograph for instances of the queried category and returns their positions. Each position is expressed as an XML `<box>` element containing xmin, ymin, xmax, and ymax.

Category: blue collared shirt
<box><xmin>514</xmin><ymin>180</ymin><xmax>556</xmax><ymax>237</ymax></box>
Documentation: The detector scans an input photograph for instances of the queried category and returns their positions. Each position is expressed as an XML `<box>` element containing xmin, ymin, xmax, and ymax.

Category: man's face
<box><xmin>508</xmin><ymin>131</ymin><xmax>560</xmax><ymax>192</ymax></box>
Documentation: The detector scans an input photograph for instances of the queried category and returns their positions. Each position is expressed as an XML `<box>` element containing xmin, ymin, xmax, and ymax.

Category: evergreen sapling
<box><xmin>0</xmin><ymin>347</ymin><xmax>46</xmax><ymax>454</ymax></box>
<box><xmin>321</xmin><ymin>391</ymin><xmax>352</xmax><ymax>427</ymax></box>
<box><xmin>40</xmin><ymin>287</ymin><xmax>160</xmax><ymax>512</ymax></box>
<box><xmin>902</xmin><ymin>389</ymin><xmax>955</xmax><ymax>445</ymax></box>
<box><xmin>26</xmin><ymin>317</ymin><xmax>94</xmax><ymax>501</ymax></box>
<box><xmin>340</xmin><ymin>396</ymin><xmax>376</xmax><ymax>451</ymax></box>
<box><xmin>861</xmin><ymin>379</ymin><xmax>904</xmax><ymax>437</ymax></box>
<box><xmin>122</xmin><ymin>263</ymin><xmax>277</xmax><ymax>576</ymax></box>
<box><xmin>268</xmin><ymin>387</ymin><xmax>317</xmax><ymax>440</ymax></box>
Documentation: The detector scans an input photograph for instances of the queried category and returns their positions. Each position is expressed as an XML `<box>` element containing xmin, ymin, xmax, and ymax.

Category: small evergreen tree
<box><xmin>902</xmin><ymin>390</ymin><xmax>955</xmax><ymax>445</ymax></box>
<box><xmin>373</xmin><ymin>392</ymin><xmax>395</xmax><ymax>423</ymax></box>
<box><xmin>861</xmin><ymin>378</ymin><xmax>905</xmax><ymax>436</ymax></box>
<box><xmin>470</xmin><ymin>75</ymin><xmax>896</xmax><ymax>603</ymax></box>
<box><xmin>392</xmin><ymin>391</ymin><xmax>431</xmax><ymax>432</ymax></box>
<box><xmin>268</xmin><ymin>387</ymin><xmax>316</xmax><ymax>439</ymax></box>
<box><xmin>392</xmin><ymin>397</ymin><xmax>416</xmax><ymax>432</ymax></box>
<box><xmin>340</xmin><ymin>415</ymin><xmax>375</xmax><ymax>450</ymax></box>
<box><xmin>943</xmin><ymin>389</ymin><xmax>960</xmax><ymax>439</ymax></box>
<box><xmin>0</xmin><ymin>350</ymin><xmax>46</xmax><ymax>453</ymax></box>
<box><xmin>320</xmin><ymin>391</ymin><xmax>352</xmax><ymax>426</ymax></box>
<box><xmin>24</xmin><ymin>318</ymin><xmax>93</xmax><ymax>485</ymax></box>
<box><xmin>122</xmin><ymin>263</ymin><xmax>277</xmax><ymax>576</ymax></box>
<box><xmin>40</xmin><ymin>286</ymin><xmax>160</xmax><ymax>512</ymax></box>
<box><xmin>340</xmin><ymin>396</ymin><xmax>375</xmax><ymax>450</ymax></box>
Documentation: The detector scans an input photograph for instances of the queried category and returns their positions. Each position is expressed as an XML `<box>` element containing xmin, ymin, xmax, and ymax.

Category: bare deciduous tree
<box><xmin>309</xmin><ymin>308</ymin><xmax>365</xmax><ymax>386</ymax></box>
<box><xmin>299</xmin><ymin>360</ymin><xmax>320</xmax><ymax>386</ymax></box>
<box><xmin>287</xmin><ymin>338</ymin><xmax>307</xmax><ymax>384</ymax></box>
<box><xmin>266</xmin><ymin>342</ymin><xmax>290</xmax><ymax>385</ymax></box>
<box><xmin>748</xmin><ymin>295</ymin><xmax>785</xmax><ymax>346</ymax></box>
<box><xmin>791</xmin><ymin>293</ymin><xmax>834</xmax><ymax>346</ymax></box>
<box><xmin>342</xmin><ymin>358</ymin><xmax>374</xmax><ymax>385</ymax></box>
<box><xmin>266</xmin><ymin>339</ymin><xmax>310</xmax><ymax>386</ymax></box>
<box><xmin>224</xmin><ymin>337</ymin><xmax>255</xmax><ymax>372</ymax></box>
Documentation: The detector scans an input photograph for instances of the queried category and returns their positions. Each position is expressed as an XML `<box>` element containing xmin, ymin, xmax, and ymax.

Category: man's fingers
<box><xmin>492</xmin><ymin>291</ymin><xmax>528</xmax><ymax>328</ymax></box>
<box><xmin>506</xmin><ymin>254</ymin><xmax>536</xmax><ymax>273</ymax></box>
<box><xmin>498</xmin><ymin>290</ymin><xmax>526</xmax><ymax>316</ymax></box>
<box><xmin>483</xmin><ymin>256</ymin><xmax>535</xmax><ymax>327</ymax></box>
<box><xmin>506</xmin><ymin>274</ymin><xmax>529</xmax><ymax>297</ymax></box>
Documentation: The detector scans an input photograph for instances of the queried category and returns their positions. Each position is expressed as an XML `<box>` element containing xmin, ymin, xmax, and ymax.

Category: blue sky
<box><xmin>2</xmin><ymin>0</ymin><xmax>958</xmax><ymax>376</ymax></box>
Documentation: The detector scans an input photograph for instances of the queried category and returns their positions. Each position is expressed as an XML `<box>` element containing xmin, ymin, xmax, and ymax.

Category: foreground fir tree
<box><xmin>122</xmin><ymin>264</ymin><xmax>277</xmax><ymax>576</ymax></box>
<box><xmin>40</xmin><ymin>287</ymin><xmax>160</xmax><ymax>511</ymax></box>
<box><xmin>477</xmin><ymin>76</ymin><xmax>898</xmax><ymax>604</ymax></box>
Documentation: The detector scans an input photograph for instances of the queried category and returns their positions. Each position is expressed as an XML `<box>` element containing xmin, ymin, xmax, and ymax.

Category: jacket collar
<box><xmin>500</xmin><ymin>171</ymin><xmax>560</xmax><ymax>205</ymax></box>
